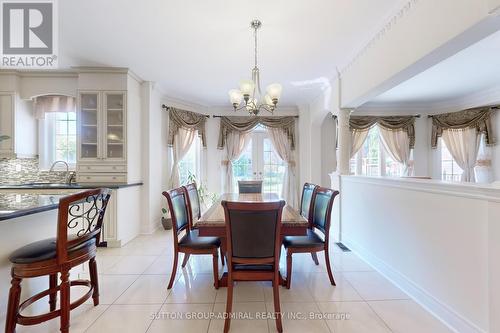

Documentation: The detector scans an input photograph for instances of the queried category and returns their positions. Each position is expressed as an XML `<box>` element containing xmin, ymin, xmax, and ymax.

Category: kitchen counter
<box><xmin>0</xmin><ymin>193</ymin><xmax>64</xmax><ymax>221</ymax></box>
<box><xmin>0</xmin><ymin>182</ymin><xmax>143</xmax><ymax>190</ymax></box>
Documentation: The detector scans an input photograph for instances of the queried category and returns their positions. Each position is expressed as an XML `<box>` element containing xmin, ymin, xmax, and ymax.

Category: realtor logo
<box><xmin>1</xmin><ymin>0</ymin><xmax>58</xmax><ymax>68</ymax></box>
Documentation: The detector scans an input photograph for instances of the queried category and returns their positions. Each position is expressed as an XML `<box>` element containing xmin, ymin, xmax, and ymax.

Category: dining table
<box><xmin>195</xmin><ymin>192</ymin><xmax>309</xmax><ymax>287</ymax></box>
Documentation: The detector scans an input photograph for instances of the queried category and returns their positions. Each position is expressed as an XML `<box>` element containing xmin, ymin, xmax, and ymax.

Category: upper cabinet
<box><xmin>77</xmin><ymin>91</ymin><xmax>127</xmax><ymax>183</ymax></box>
<box><xmin>0</xmin><ymin>94</ymin><xmax>15</xmax><ymax>158</ymax></box>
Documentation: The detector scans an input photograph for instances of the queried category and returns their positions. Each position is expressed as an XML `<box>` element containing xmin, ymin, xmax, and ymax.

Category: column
<box><xmin>337</xmin><ymin>108</ymin><xmax>353</xmax><ymax>175</ymax></box>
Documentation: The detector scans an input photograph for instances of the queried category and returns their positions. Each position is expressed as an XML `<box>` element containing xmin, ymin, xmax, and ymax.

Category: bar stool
<box><xmin>5</xmin><ymin>188</ymin><xmax>111</xmax><ymax>333</ymax></box>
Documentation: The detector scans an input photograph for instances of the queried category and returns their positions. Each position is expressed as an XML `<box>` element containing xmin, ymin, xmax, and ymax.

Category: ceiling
<box><xmin>58</xmin><ymin>0</ymin><xmax>401</xmax><ymax>107</ymax></box>
<box><xmin>370</xmin><ymin>29</ymin><xmax>500</xmax><ymax>106</ymax></box>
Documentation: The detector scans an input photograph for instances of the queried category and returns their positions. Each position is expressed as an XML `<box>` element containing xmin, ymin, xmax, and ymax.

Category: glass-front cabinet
<box><xmin>104</xmin><ymin>93</ymin><xmax>125</xmax><ymax>159</ymax></box>
<box><xmin>78</xmin><ymin>91</ymin><xmax>126</xmax><ymax>163</ymax></box>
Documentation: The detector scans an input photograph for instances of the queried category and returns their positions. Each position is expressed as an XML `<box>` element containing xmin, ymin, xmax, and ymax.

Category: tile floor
<box><xmin>8</xmin><ymin>230</ymin><xmax>453</xmax><ymax>333</ymax></box>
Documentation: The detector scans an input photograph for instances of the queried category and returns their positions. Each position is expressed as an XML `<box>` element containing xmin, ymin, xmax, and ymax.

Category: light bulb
<box><xmin>239</xmin><ymin>80</ymin><xmax>255</xmax><ymax>96</ymax></box>
<box><xmin>228</xmin><ymin>89</ymin><xmax>243</xmax><ymax>106</ymax></box>
<box><xmin>266</xmin><ymin>83</ymin><xmax>282</xmax><ymax>100</ymax></box>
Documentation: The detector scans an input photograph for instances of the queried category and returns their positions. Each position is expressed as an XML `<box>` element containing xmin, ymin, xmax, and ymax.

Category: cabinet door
<box><xmin>0</xmin><ymin>94</ymin><xmax>14</xmax><ymax>156</ymax></box>
<box><xmin>103</xmin><ymin>92</ymin><xmax>126</xmax><ymax>161</ymax></box>
<box><xmin>78</xmin><ymin>92</ymin><xmax>100</xmax><ymax>161</ymax></box>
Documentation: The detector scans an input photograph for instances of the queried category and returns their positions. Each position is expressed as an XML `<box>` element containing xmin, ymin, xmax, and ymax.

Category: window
<box><xmin>232</xmin><ymin>138</ymin><xmax>253</xmax><ymax>183</ymax></box>
<box><xmin>55</xmin><ymin>112</ymin><xmax>77</xmax><ymax>164</ymax></box>
<box><xmin>231</xmin><ymin>130</ymin><xmax>286</xmax><ymax>194</ymax></box>
<box><xmin>263</xmin><ymin>138</ymin><xmax>286</xmax><ymax>194</ymax></box>
<box><xmin>39</xmin><ymin>111</ymin><xmax>77</xmax><ymax>170</ymax></box>
<box><xmin>350</xmin><ymin>126</ymin><xmax>403</xmax><ymax>177</ymax></box>
<box><xmin>178</xmin><ymin>135</ymin><xmax>201</xmax><ymax>185</ymax></box>
<box><xmin>441</xmin><ymin>139</ymin><xmax>463</xmax><ymax>182</ymax></box>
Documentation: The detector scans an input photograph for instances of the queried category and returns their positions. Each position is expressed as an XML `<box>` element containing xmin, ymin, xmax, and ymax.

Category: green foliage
<box><xmin>185</xmin><ymin>171</ymin><xmax>218</xmax><ymax>206</ymax></box>
<box><xmin>0</xmin><ymin>135</ymin><xmax>10</xmax><ymax>142</ymax></box>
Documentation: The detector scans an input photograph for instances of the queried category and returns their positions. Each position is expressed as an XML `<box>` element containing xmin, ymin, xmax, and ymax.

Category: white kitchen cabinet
<box><xmin>0</xmin><ymin>94</ymin><xmax>15</xmax><ymax>158</ymax></box>
<box><xmin>77</xmin><ymin>91</ymin><xmax>127</xmax><ymax>183</ymax></box>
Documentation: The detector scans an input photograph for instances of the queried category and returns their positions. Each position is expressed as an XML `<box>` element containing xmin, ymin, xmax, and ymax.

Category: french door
<box><xmin>233</xmin><ymin>131</ymin><xmax>286</xmax><ymax>194</ymax></box>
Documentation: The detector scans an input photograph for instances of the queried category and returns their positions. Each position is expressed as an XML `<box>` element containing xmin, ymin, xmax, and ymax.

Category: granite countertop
<box><xmin>0</xmin><ymin>182</ymin><xmax>142</xmax><ymax>221</ymax></box>
<box><xmin>0</xmin><ymin>182</ymin><xmax>143</xmax><ymax>190</ymax></box>
<box><xmin>0</xmin><ymin>193</ymin><xmax>64</xmax><ymax>221</ymax></box>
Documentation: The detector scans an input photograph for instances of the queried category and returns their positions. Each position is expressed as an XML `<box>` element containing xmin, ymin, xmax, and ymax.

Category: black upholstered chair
<box><xmin>182</xmin><ymin>182</ymin><xmax>225</xmax><ymax>266</ymax></box>
<box><xmin>283</xmin><ymin>186</ymin><xmax>339</xmax><ymax>289</ymax></box>
<box><xmin>163</xmin><ymin>187</ymin><xmax>221</xmax><ymax>289</ymax></box>
<box><xmin>300</xmin><ymin>183</ymin><xmax>318</xmax><ymax>220</ymax></box>
<box><xmin>238</xmin><ymin>180</ymin><xmax>263</xmax><ymax>193</ymax></box>
<box><xmin>5</xmin><ymin>189</ymin><xmax>111</xmax><ymax>333</ymax></box>
<box><xmin>221</xmin><ymin>200</ymin><xmax>285</xmax><ymax>333</ymax></box>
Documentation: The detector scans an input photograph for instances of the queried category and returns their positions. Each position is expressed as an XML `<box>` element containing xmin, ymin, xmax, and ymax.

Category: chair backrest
<box><xmin>222</xmin><ymin>200</ymin><xmax>285</xmax><ymax>262</ymax></box>
<box><xmin>183</xmin><ymin>183</ymin><xmax>201</xmax><ymax>225</ymax></box>
<box><xmin>300</xmin><ymin>183</ymin><xmax>317</xmax><ymax>220</ymax></box>
<box><xmin>310</xmin><ymin>186</ymin><xmax>339</xmax><ymax>238</ymax></box>
<box><xmin>56</xmin><ymin>188</ymin><xmax>111</xmax><ymax>264</ymax></box>
<box><xmin>162</xmin><ymin>188</ymin><xmax>191</xmax><ymax>242</ymax></box>
<box><xmin>238</xmin><ymin>180</ymin><xmax>263</xmax><ymax>194</ymax></box>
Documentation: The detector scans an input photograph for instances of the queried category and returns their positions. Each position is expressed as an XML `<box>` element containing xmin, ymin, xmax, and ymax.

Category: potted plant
<box><xmin>161</xmin><ymin>207</ymin><xmax>172</xmax><ymax>230</ymax></box>
<box><xmin>186</xmin><ymin>172</ymin><xmax>218</xmax><ymax>211</ymax></box>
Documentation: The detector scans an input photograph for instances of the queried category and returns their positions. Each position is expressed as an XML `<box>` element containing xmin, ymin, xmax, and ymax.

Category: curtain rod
<box><xmin>161</xmin><ymin>104</ymin><xmax>210</xmax><ymax>118</ymax></box>
<box><xmin>331</xmin><ymin>113</ymin><xmax>420</xmax><ymax>118</ymax></box>
<box><xmin>212</xmin><ymin>115</ymin><xmax>299</xmax><ymax>119</ymax></box>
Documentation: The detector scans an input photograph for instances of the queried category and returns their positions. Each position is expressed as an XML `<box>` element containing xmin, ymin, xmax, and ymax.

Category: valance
<box><xmin>34</xmin><ymin>95</ymin><xmax>76</xmax><ymax>120</ymax></box>
<box><xmin>167</xmin><ymin>107</ymin><xmax>207</xmax><ymax>148</ymax></box>
<box><xmin>430</xmin><ymin>106</ymin><xmax>496</xmax><ymax>149</ymax></box>
<box><xmin>217</xmin><ymin>116</ymin><xmax>296</xmax><ymax>150</ymax></box>
<box><xmin>349</xmin><ymin>115</ymin><xmax>416</xmax><ymax>149</ymax></box>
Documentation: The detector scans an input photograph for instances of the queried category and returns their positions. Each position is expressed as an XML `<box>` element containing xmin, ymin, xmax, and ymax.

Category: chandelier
<box><xmin>228</xmin><ymin>19</ymin><xmax>282</xmax><ymax>116</ymax></box>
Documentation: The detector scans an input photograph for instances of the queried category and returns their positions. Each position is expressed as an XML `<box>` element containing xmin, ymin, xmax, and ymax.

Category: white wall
<box><xmin>340</xmin><ymin>176</ymin><xmax>500</xmax><ymax>333</ymax></box>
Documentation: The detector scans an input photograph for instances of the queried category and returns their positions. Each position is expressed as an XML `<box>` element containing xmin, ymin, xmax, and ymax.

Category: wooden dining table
<box><xmin>195</xmin><ymin>193</ymin><xmax>309</xmax><ymax>287</ymax></box>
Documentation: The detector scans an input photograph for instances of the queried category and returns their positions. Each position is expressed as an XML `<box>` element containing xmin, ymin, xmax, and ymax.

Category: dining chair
<box><xmin>182</xmin><ymin>182</ymin><xmax>225</xmax><ymax>266</ymax></box>
<box><xmin>5</xmin><ymin>188</ymin><xmax>111</xmax><ymax>333</ymax></box>
<box><xmin>283</xmin><ymin>186</ymin><xmax>339</xmax><ymax>289</ymax></box>
<box><xmin>238</xmin><ymin>180</ymin><xmax>263</xmax><ymax>193</ymax></box>
<box><xmin>299</xmin><ymin>183</ymin><xmax>319</xmax><ymax>264</ymax></box>
<box><xmin>221</xmin><ymin>200</ymin><xmax>285</xmax><ymax>333</ymax></box>
<box><xmin>163</xmin><ymin>187</ymin><xmax>221</xmax><ymax>289</ymax></box>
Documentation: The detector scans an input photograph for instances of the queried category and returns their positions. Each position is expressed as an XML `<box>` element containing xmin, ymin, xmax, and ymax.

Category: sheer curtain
<box><xmin>441</xmin><ymin>128</ymin><xmax>481</xmax><ymax>182</ymax></box>
<box><xmin>267</xmin><ymin>127</ymin><xmax>298</xmax><ymax>208</ymax></box>
<box><xmin>379</xmin><ymin>127</ymin><xmax>413</xmax><ymax>176</ymax></box>
<box><xmin>170</xmin><ymin>127</ymin><xmax>196</xmax><ymax>188</ymax></box>
<box><xmin>475</xmin><ymin>134</ymin><xmax>492</xmax><ymax>183</ymax></box>
<box><xmin>350</xmin><ymin>129</ymin><xmax>370</xmax><ymax>158</ymax></box>
<box><xmin>225</xmin><ymin>131</ymin><xmax>251</xmax><ymax>193</ymax></box>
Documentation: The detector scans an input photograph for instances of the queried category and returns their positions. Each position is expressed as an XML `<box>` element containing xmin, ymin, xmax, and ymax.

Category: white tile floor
<box><xmin>9</xmin><ymin>230</ymin><xmax>453</xmax><ymax>333</ymax></box>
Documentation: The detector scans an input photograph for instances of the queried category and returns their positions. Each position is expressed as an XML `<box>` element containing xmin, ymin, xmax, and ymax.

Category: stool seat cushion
<box><xmin>283</xmin><ymin>229</ymin><xmax>324</xmax><ymax>248</ymax></box>
<box><xmin>179</xmin><ymin>229</ymin><xmax>220</xmax><ymax>249</ymax></box>
<box><xmin>9</xmin><ymin>237</ymin><xmax>96</xmax><ymax>264</ymax></box>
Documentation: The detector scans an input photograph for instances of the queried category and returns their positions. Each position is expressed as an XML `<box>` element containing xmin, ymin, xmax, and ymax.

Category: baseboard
<box><xmin>343</xmin><ymin>237</ymin><xmax>486</xmax><ymax>333</ymax></box>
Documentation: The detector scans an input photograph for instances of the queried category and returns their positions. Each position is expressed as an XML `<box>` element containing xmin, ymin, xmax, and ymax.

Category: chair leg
<box><xmin>272</xmin><ymin>273</ymin><xmax>283</xmax><ymax>333</ymax></box>
<box><xmin>181</xmin><ymin>253</ymin><xmax>190</xmax><ymax>268</ymax></box>
<box><xmin>5</xmin><ymin>274</ymin><xmax>21</xmax><ymax>333</ymax></box>
<box><xmin>224</xmin><ymin>276</ymin><xmax>233</xmax><ymax>333</ymax></box>
<box><xmin>59</xmin><ymin>268</ymin><xmax>71</xmax><ymax>333</ymax></box>
<box><xmin>89</xmin><ymin>257</ymin><xmax>100</xmax><ymax>306</ymax></box>
<box><xmin>220</xmin><ymin>247</ymin><xmax>225</xmax><ymax>266</ymax></box>
<box><xmin>167</xmin><ymin>251</ymin><xmax>179</xmax><ymax>289</ymax></box>
<box><xmin>286</xmin><ymin>249</ymin><xmax>293</xmax><ymax>289</ymax></box>
<box><xmin>311</xmin><ymin>252</ymin><xmax>319</xmax><ymax>265</ymax></box>
<box><xmin>324</xmin><ymin>248</ymin><xmax>336</xmax><ymax>286</ymax></box>
<box><xmin>49</xmin><ymin>273</ymin><xmax>58</xmax><ymax>311</ymax></box>
<box><xmin>212</xmin><ymin>250</ymin><xmax>219</xmax><ymax>290</ymax></box>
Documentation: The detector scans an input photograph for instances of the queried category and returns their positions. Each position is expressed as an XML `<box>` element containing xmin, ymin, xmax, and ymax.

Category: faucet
<box><xmin>49</xmin><ymin>161</ymin><xmax>76</xmax><ymax>184</ymax></box>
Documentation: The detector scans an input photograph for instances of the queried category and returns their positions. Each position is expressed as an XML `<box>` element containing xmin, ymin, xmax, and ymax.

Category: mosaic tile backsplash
<box><xmin>0</xmin><ymin>157</ymin><xmax>67</xmax><ymax>185</ymax></box>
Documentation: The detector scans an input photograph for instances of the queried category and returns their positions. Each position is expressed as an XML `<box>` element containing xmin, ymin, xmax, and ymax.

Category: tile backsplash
<box><xmin>0</xmin><ymin>157</ymin><xmax>67</xmax><ymax>184</ymax></box>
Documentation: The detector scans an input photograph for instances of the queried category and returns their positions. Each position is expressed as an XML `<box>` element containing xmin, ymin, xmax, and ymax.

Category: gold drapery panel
<box><xmin>217</xmin><ymin>116</ymin><xmax>296</xmax><ymax>150</ymax></box>
<box><xmin>349</xmin><ymin>115</ymin><xmax>416</xmax><ymax>149</ymax></box>
<box><xmin>430</xmin><ymin>106</ymin><xmax>496</xmax><ymax>149</ymax></box>
<box><xmin>167</xmin><ymin>107</ymin><xmax>207</xmax><ymax>148</ymax></box>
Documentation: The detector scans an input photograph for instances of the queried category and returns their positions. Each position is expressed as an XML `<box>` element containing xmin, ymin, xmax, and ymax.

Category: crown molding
<box><xmin>360</xmin><ymin>85</ymin><xmax>500</xmax><ymax>115</ymax></box>
<box><xmin>339</xmin><ymin>0</ymin><xmax>420</xmax><ymax>76</ymax></box>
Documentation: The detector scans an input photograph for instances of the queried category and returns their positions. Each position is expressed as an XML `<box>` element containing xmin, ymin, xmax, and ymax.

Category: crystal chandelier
<box><xmin>228</xmin><ymin>19</ymin><xmax>282</xmax><ymax>116</ymax></box>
